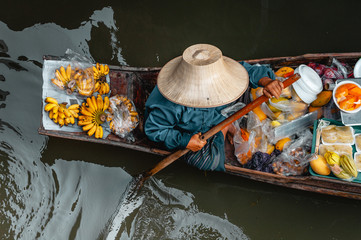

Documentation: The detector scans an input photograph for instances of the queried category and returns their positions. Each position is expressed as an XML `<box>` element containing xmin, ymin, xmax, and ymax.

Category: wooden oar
<box><xmin>135</xmin><ymin>73</ymin><xmax>301</xmax><ymax>189</ymax></box>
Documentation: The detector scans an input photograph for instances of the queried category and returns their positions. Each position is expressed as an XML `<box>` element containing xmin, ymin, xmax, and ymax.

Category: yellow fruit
<box><xmin>310</xmin><ymin>155</ymin><xmax>331</xmax><ymax>176</ymax></box>
<box><xmin>324</xmin><ymin>151</ymin><xmax>340</xmax><ymax>166</ymax></box>
<box><xmin>267</xmin><ymin>97</ymin><xmax>288</xmax><ymax>113</ymax></box>
<box><xmin>275</xmin><ymin>67</ymin><xmax>294</xmax><ymax>78</ymax></box>
<box><xmin>271</xmin><ymin>120</ymin><xmax>281</xmax><ymax>127</ymax></box>
<box><xmin>266</xmin><ymin>144</ymin><xmax>275</xmax><ymax>155</ymax></box>
<box><xmin>311</xmin><ymin>91</ymin><xmax>332</xmax><ymax>107</ymax></box>
<box><xmin>308</xmin><ymin>106</ymin><xmax>323</xmax><ymax>119</ymax></box>
<box><xmin>275</xmin><ymin>137</ymin><xmax>292</xmax><ymax>151</ymax></box>
<box><xmin>250</xmin><ymin>88</ymin><xmax>267</xmax><ymax>121</ymax></box>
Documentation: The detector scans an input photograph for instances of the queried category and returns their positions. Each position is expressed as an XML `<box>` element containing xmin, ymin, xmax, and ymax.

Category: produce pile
<box><xmin>43</xmin><ymin>57</ymin><xmax>139</xmax><ymax>140</ymax></box>
<box><xmin>234</xmin><ymin>58</ymin><xmax>361</xmax><ymax>181</ymax></box>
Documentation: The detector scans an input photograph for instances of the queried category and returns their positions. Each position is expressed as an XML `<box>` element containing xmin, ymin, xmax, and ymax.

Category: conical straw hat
<box><xmin>157</xmin><ymin>44</ymin><xmax>249</xmax><ymax>108</ymax></box>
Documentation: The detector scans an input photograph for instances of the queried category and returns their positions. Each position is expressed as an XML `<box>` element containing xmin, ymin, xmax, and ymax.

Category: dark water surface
<box><xmin>1</xmin><ymin>1</ymin><xmax>361</xmax><ymax>239</ymax></box>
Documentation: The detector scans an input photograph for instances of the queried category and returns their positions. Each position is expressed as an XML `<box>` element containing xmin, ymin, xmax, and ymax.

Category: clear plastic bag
<box><xmin>65</xmin><ymin>49</ymin><xmax>95</xmax><ymax>97</ymax></box>
<box><xmin>268</xmin><ymin>98</ymin><xmax>308</xmax><ymax>122</ymax></box>
<box><xmin>50</xmin><ymin>49</ymin><xmax>96</xmax><ymax>96</ymax></box>
<box><xmin>271</xmin><ymin>130</ymin><xmax>313</xmax><ymax>176</ymax></box>
<box><xmin>107</xmin><ymin>95</ymin><xmax>139</xmax><ymax>140</ymax></box>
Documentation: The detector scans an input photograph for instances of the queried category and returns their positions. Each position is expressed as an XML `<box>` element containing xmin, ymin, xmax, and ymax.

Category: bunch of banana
<box><xmin>340</xmin><ymin>154</ymin><xmax>358</xmax><ymax>178</ymax></box>
<box><xmin>324</xmin><ymin>151</ymin><xmax>357</xmax><ymax>180</ymax></box>
<box><xmin>51</xmin><ymin>65</ymin><xmax>76</xmax><ymax>94</ymax></box>
<box><xmin>324</xmin><ymin>151</ymin><xmax>340</xmax><ymax>166</ymax></box>
<box><xmin>78</xmin><ymin>95</ymin><xmax>110</xmax><ymax>138</ymax></box>
<box><xmin>94</xmin><ymin>81</ymin><xmax>110</xmax><ymax>95</ymax></box>
<box><xmin>93</xmin><ymin>63</ymin><xmax>110</xmax><ymax>95</ymax></box>
<box><xmin>44</xmin><ymin>97</ymin><xmax>80</xmax><ymax>127</ymax></box>
<box><xmin>93</xmin><ymin>63</ymin><xmax>109</xmax><ymax>80</ymax></box>
<box><xmin>107</xmin><ymin>95</ymin><xmax>139</xmax><ymax>135</ymax></box>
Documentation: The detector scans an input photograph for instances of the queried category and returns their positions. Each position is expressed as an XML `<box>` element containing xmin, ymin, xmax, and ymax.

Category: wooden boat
<box><xmin>39</xmin><ymin>53</ymin><xmax>361</xmax><ymax>200</ymax></box>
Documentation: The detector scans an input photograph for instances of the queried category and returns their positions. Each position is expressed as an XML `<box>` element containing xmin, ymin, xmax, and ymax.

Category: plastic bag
<box><xmin>65</xmin><ymin>49</ymin><xmax>96</xmax><ymax>97</ymax></box>
<box><xmin>243</xmin><ymin>150</ymin><xmax>281</xmax><ymax>173</ymax></box>
<box><xmin>221</xmin><ymin>102</ymin><xmax>245</xmax><ymax>118</ymax></box>
<box><xmin>107</xmin><ymin>94</ymin><xmax>139</xmax><ymax>140</ymax></box>
<box><xmin>307</xmin><ymin>59</ymin><xmax>353</xmax><ymax>90</ymax></box>
<box><xmin>268</xmin><ymin>97</ymin><xmax>308</xmax><ymax>122</ymax></box>
<box><xmin>49</xmin><ymin>49</ymin><xmax>96</xmax><ymax>96</ymax></box>
<box><xmin>233</xmin><ymin>127</ymin><xmax>257</xmax><ymax>165</ymax></box>
<box><xmin>271</xmin><ymin>130</ymin><xmax>313</xmax><ymax>176</ymax></box>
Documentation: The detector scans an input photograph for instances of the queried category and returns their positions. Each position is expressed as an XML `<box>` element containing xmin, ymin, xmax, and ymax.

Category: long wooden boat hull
<box><xmin>39</xmin><ymin>53</ymin><xmax>361</xmax><ymax>200</ymax></box>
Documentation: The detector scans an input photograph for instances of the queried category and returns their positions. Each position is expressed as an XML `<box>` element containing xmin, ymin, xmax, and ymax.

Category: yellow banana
<box><xmin>45</xmin><ymin>97</ymin><xmax>58</xmax><ymax>104</ymax></box>
<box><xmin>49</xmin><ymin>111</ymin><xmax>54</xmax><ymax>119</ymax></box>
<box><xmin>97</xmin><ymin>95</ymin><xmax>103</xmax><ymax>110</ymax></box>
<box><xmin>88</xmin><ymin>124</ymin><xmax>97</xmax><ymax>136</ymax></box>
<box><xmin>81</xmin><ymin>108</ymin><xmax>93</xmax><ymax>117</ymax></box>
<box><xmin>65</xmin><ymin>117</ymin><xmax>71</xmax><ymax>125</ymax></box>
<box><xmin>64</xmin><ymin>109</ymin><xmax>72</xmax><ymax>118</ymax></box>
<box><xmin>68</xmin><ymin>104</ymin><xmax>79</xmax><ymax>110</ymax></box>
<box><xmin>94</xmin><ymin>81</ymin><xmax>100</xmax><ymax>91</ymax></box>
<box><xmin>58</xmin><ymin>117</ymin><xmax>64</xmax><ymax>127</ymax></box>
<box><xmin>51</xmin><ymin>78</ymin><xmax>65</xmax><ymax>89</ymax></box>
<box><xmin>109</xmin><ymin>121</ymin><xmax>114</xmax><ymax>130</ymax></box>
<box><xmin>95</xmin><ymin>125</ymin><xmax>101</xmax><ymax>138</ymax></box>
<box><xmin>100</xmin><ymin>64</ymin><xmax>105</xmax><ymax>73</ymax></box>
<box><xmin>44</xmin><ymin>103</ymin><xmax>57</xmax><ymax>112</ymax></box>
<box><xmin>91</xmin><ymin>96</ymin><xmax>98</xmax><ymax>110</ymax></box>
<box><xmin>86</xmin><ymin>98</ymin><xmax>96</xmax><ymax>112</ymax></box>
<box><xmin>58</xmin><ymin>106</ymin><xmax>65</xmax><ymax>113</ymax></box>
<box><xmin>59</xmin><ymin>112</ymin><xmax>66</xmax><ymax>119</ymax></box>
<box><xmin>93</xmin><ymin>66</ymin><xmax>98</xmax><ymax>73</ymax></box>
<box><xmin>70</xmin><ymin>116</ymin><xmax>75</xmax><ymax>124</ymax></box>
<box><xmin>69</xmin><ymin>110</ymin><xmax>79</xmax><ymax>118</ymax></box>
<box><xmin>78</xmin><ymin>120</ymin><xmax>93</xmax><ymax>126</ymax></box>
<box><xmin>83</xmin><ymin>122</ymin><xmax>95</xmax><ymax>131</ymax></box>
<box><xmin>99</xmin><ymin>125</ymin><xmax>103</xmax><ymax>138</ymax></box>
<box><xmin>104</xmin><ymin>65</ymin><xmax>109</xmax><ymax>74</ymax></box>
<box><xmin>103</xmin><ymin>96</ymin><xmax>109</xmax><ymax>111</ymax></box>
<box><xmin>55</xmin><ymin>70</ymin><xmax>66</xmax><ymax>83</ymax></box>
<box><xmin>79</xmin><ymin>115</ymin><xmax>92</xmax><ymax>121</ymax></box>
<box><xmin>66</xmin><ymin>64</ymin><xmax>71</xmax><ymax>79</ymax></box>
<box><xmin>52</xmin><ymin>112</ymin><xmax>58</xmax><ymax>120</ymax></box>
<box><xmin>60</xmin><ymin>66</ymin><xmax>68</xmax><ymax>81</ymax></box>
<box><xmin>52</xmin><ymin>105</ymin><xmax>59</xmax><ymax>114</ymax></box>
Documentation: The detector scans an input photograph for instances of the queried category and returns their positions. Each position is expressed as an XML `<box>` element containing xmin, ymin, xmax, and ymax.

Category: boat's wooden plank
<box><xmin>244</xmin><ymin>52</ymin><xmax>361</xmax><ymax>69</ymax></box>
<box><xmin>225</xmin><ymin>164</ymin><xmax>361</xmax><ymax>200</ymax></box>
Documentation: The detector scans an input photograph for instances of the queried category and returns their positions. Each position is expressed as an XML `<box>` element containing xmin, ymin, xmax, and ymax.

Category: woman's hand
<box><xmin>258</xmin><ymin>77</ymin><xmax>284</xmax><ymax>99</ymax></box>
<box><xmin>186</xmin><ymin>132</ymin><xmax>207</xmax><ymax>152</ymax></box>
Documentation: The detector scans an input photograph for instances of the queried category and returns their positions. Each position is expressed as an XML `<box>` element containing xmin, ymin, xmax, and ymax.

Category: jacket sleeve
<box><xmin>240</xmin><ymin>61</ymin><xmax>276</xmax><ymax>89</ymax></box>
<box><xmin>144</xmin><ymin>104</ymin><xmax>192</xmax><ymax>150</ymax></box>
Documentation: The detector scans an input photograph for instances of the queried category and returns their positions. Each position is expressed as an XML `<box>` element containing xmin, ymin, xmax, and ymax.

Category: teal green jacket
<box><xmin>144</xmin><ymin>62</ymin><xmax>275</xmax><ymax>150</ymax></box>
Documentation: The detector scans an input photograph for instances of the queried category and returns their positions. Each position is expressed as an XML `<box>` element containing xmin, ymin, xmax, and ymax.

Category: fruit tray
<box><xmin>310</xmin><ymin>118</ymin><xmax>361</xmax><ymax>183</ymax></box>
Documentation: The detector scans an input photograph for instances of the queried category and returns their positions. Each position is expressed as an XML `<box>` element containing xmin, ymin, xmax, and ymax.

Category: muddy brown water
<box><xmin>1</xmin><ymin>1</ymin><xmax>361</xmax><ymax>239</ymax></box>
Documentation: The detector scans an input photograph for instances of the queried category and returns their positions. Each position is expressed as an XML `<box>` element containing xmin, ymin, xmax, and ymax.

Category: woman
<box><xmin>144</xmin><ymin>44</ymin><xmax>283</xmax><ymax>171</ymax></box>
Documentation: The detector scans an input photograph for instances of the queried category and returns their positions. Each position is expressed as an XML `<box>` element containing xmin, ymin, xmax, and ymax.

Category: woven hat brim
<box><xmin>157</xmin><ymin>56</ymin><xmax>249</xmax><ymax>108</ymax></box>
